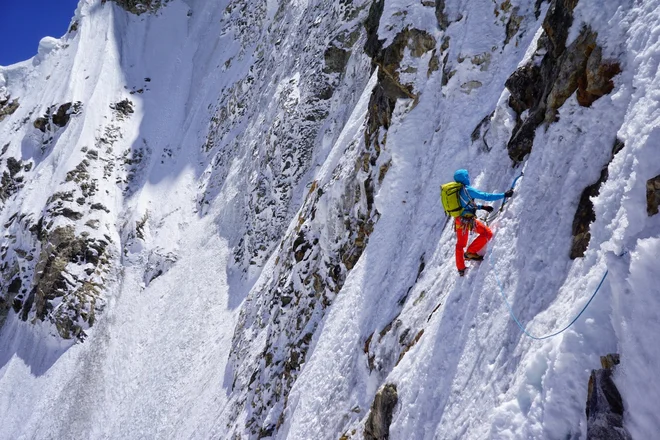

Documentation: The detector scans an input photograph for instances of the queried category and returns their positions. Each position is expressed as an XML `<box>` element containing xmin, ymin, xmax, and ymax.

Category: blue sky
<box><xmin>0</xmin><ymin>0</ymin><xmax>79</xmax><ymax>66</ymax></box>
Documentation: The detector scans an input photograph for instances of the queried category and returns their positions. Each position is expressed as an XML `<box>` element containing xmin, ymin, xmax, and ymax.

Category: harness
<box><xmin>455</xmin><ymin>186</ymin><xmax>477</xmax><ymax>230</ymax></box>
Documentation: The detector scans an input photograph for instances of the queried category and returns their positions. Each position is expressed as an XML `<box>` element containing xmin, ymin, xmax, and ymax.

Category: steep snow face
<box><xmin>0</xmin><ymin>0</ymin><xmax>658</xmax><ymax>439</ymax></box>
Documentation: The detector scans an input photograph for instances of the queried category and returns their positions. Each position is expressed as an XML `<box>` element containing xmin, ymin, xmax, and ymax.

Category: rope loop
<box><xmin>485</xmin><ymin>171</ymin><xmax>609</xmax><ymax>339</ymax></box>
<box><xmin>489</xmin><ymin>254</ymin><xmax>608</xmax><ymax>340</ymax></box>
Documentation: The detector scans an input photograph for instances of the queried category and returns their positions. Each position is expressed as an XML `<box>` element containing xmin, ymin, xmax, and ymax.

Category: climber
<box><xmin>452</xmin><ymin>169</ymin><xmax>513</xmax><ymax>276</ymax></box>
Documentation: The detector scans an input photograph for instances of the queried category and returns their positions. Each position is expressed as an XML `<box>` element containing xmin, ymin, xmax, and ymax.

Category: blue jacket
<box><xmin>454</xmin><ymin>169</ymin><xmax>505</xmax><ymax>216</ymax></box>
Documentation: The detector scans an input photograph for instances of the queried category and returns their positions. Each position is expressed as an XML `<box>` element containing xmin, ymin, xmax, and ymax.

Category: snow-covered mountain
<box><xmin>0</xmin><ymin>0</ymin><xmax>658</xmax><ymax>438</ymax></box>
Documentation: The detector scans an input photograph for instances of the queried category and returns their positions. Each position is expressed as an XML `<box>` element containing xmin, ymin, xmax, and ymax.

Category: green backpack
<box><xmin>440</xmin><ymin>182</ymin><xmax>465</xmax><ymax>217</ymax></box>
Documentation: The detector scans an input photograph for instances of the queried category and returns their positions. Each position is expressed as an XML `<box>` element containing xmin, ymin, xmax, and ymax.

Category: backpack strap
<box><xmin>459</xmin><ymin>185</ymin><xmax>477</xmax><ymax>212</ymax></box>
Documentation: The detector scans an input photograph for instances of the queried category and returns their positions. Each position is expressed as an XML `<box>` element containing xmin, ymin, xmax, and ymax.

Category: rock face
<box><xmin>107</xmin><ymin>0</ymin><xmax>169</xmax><ymax>14</ymax></box>
<box><xmin>505</xmin><ymin>0</ymin><xmax>621</xmax><ymax>163</ymax></box>
<box><xmin>0</xmin><ymin>93</ymin><xmax>118</xmax><ymax>342</ymax></box>
<box><xmin>0</xmin><ymin>157</ymin><xmax>30</xmax><ymax>202</ymax></box>
<box><xmin>646</xmin><ymin>174</ymin><xmax>660</xmax><ymax>216</ymax></box>
<box><xmin>570</xmin><ymin>174</ymin><xmax>602</xmax><ymax>259</ymax></box>
<box><xmin>210</xmin><ymin>2</ymin><xmax>376</xmax><ymax>436</ymax></box>
<box><xmin>570</xmin><ymin>138</ymin><xmax>624</xmax><ymax>258</ymax></box>
<box><xmin>110</xmin><ymin>99</ymin><xmax>134</xmax><ymax>120</ymax></box>
<box><xmin>33</xmin><ymin>102</ymin><xmax>82</xmax><ymax>133</ymax></box>
<box><xmin>0</xmin><ymin>96</ymin><xmax>20</xmax><ymax>122</ymax></box>
<box><xmin>505</xmin><ymin>7</ymin><xmax>524</xmax><ymax>45</ymax></box>
<box><xmin>15</xmin><ymin>225</ymin><xmax>109</xmax><ymax>340</ymax></box>
<box><xmin>435</xmin><ymin>0</ymin><xmax>449</xmax><ymax>31</ymax></box>
<box><xmin>544</xmin><ymin>27</ymin><xmax>598</xmax><ymax>120</ymax></box>
<box><xmin>364</xmin><ymin>383</ymin><xmax>398</xmax><ymax>440</ymax></box>
<box><xmin>201</xmin><ymin>0</ymin><xmax>364</xmax><ymax>275</ymax></box>
<box><xmin>586</xmin><ymin>354</ymin><xmax>632</xmax><ymax>440</ymax></box>
<box><xmin>577</xmin><ymin>45</ymin><xmax>621</xmax><ymax>107</ymax></box>
<box><xmin>324</xmin><ymin>46</ymin><xmax>351</xmax><ymax>74</ymax></box>
<box><xmin>224</xmin><ymin>3</ymin><xmax>438</xmax><ymax>436</ymax></box>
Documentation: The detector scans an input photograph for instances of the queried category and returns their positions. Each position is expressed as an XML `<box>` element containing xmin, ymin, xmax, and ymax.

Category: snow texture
<box><xmin>0</xmin><ymin>0</ymin><xmax>658</xmax><ymax>439</ymax></box>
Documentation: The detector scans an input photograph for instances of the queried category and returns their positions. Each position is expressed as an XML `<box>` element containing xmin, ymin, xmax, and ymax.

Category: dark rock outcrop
<box><xmin>34</xmin><ymin>102</ymin><xmax>82</xmax><ymax>133</ymax></box>
<box><xmin>364</xmin><ymin>0</ymin><xmax>386</xmax><ymax>61</ymax></box>
<box><xmin>0</xmin><ymin>96</ymin><xmax>20</xmax><ymax>122</ymax></box>
<box><xmin>543</xmin><ymin>0</ymin><xmax>578</xmax><ymax>59</ymax></box>
<box><xmin>646</xmin><ymin>174</ymin><xmax>660</xmax><ymax>216</ymax></box>
<box><xmin>324</xmin><ymin>46</ymin><xmax>351</xmax><ymax>74</ymax></box>
<box><xmin>361</xmin><ymin>15</ymin><xmax>435</xmax><ymax>269</ymax></box>
<box><xmin>570</xmin><ymin>176</ymin><xmax>601</xmax><ymax>259</ymax></box>
<box><xmin>505</xmin><ymin>61</ymin><xmax>545</xmax><ymax>162</ymax></box>
<box><xmin>110</xmin><ymin>99</ymin><xmax>134</xmax><ymax>120</ymax></box>
<box><xmin>435</xmin><ymin>0</ymin><xmax>449</xmax><ymax>31</ymax></box>
<box><xmin>396</xmin><ymin>329</ymin><xmax>424</xmax><ymax>366</ymax></box>
<box><xmin>570</xmin><ymin>138</ymin><xmax>624</xmax><ymax>258</ymax></box>
<box><xmin>504</xmin><ymin>0</ymin><xmax>621</xmax><ymax>163</ymax></box>
<box><xmin>586</xmin><ymin>354</ymin><xmax>632</xmax><ymax>440</ymax></box>
<box><xmin>0</xmin><ymin>275</ymin><xmax>22</xmax><ymax>325</ymax></box>
<box><xmin>577</xmin><ymin>46</ymin><xmax>621</xmax><ymax>107</ymax></box>
<box><xmin>68</xmin><ymin>20</ymin><xmax>79</xmax><ymax>33</ymax></box>
<box><xmin>52</xmin><ymin>102</ymin><xmax>74</xmax><ymax>127</ymax></box>
<box><xmin>107</xmin><ymin>0</ymin><xmax>168</xmax><ymax>14</ymax></box>
<box><xmin>19</xmin><ymin>225</ymin><xmax>109</xmax><ymax>340</ymax></box>
<box><xmin>356</xmin><ymin>22</ymin><xmax>435</xmax><ymax>279</ymax></box>
<box><xmin>364</xmin><ymin>383</ymin><xmax>398</xmax><ymax>440</ymax></box>
<box><xmin>365</xmin><ymin>0</ymin><xmax>436</xmax><ymax>100</ymax></box>
<box><xmin>505</xmin><ymin>7</ymin><xmax>524</xmax><ymax>45</ymax></box>
<box><xmin>471</xmin><ymin>111</ymin><xmax>495</xmax><ymax>151</ymax></box>
<box><xmin>545</xmin><ymin>27</ymin><xmax>597</xmax><ymax>122</ymax></box>
<box><xmin>365</xmin><ymin>23</ymin><xmax>436</xmax><ymax>138</ymax></box>
<box><xmin>6</xmin><ymin>157</ymin><xmax>22</xmax><ymax>176</ymax></box>
<box><xmin>0</xmin><ymin>157</ymin><xmax>30</xmax><ymax>202</ymax></box>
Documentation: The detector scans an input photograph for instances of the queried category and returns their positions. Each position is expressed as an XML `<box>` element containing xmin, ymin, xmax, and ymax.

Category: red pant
<box><xmin>455</xmin><ymin>217</ymin><xmax>493</xmax><ymax>271</ymax></box>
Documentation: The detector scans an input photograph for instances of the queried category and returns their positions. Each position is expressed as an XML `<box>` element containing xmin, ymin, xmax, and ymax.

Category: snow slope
<box><xmin>0</xmin><ymin>0</ymin><xmax>658</xmax><ymax>439</ymax></box>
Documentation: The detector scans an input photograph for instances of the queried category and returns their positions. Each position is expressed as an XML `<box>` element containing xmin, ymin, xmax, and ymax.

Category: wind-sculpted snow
<box><xmin>0</xmin><ymin>0</ymin><xmax>658</xmax><ymax>439</ymax></box>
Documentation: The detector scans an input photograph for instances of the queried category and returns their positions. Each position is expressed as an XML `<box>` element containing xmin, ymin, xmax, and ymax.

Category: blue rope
<box><xmin>484</xmin><ymin>169</ymin><xmax>609</xmax><ymax>339</ymax></box>
<box><xmin>489</xmin><ymin>256</ymin><xmax>609</xmax><ymax>340</ymax></box>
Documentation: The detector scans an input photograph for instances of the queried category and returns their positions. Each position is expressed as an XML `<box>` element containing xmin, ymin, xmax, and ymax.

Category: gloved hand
<box><xmin>481</xmin><ymin>205</ymin><xmax>494</xmax><ymax>213</ymax></box>
<box><xmin>504</xmin><ymin>189</ymin><xmax>514</xmax><ymax>198</ymax></box>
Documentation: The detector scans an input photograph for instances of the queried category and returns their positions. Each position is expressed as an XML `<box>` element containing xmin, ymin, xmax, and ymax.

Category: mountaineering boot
<box><xmin>458</xmin><ymin>269</ymin><xmax>466</xmax><ymax>276</ymax></box>
<box><xmin>464</xmin><ymin>252</ymin><xmax>483</xmax><ymax>261</ymax></box>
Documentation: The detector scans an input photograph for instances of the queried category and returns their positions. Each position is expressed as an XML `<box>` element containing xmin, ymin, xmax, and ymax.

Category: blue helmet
<box><xmin>454</xmin><ymin>169</ymin><xmax>470</xmax><ymax>185</ymax></box>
